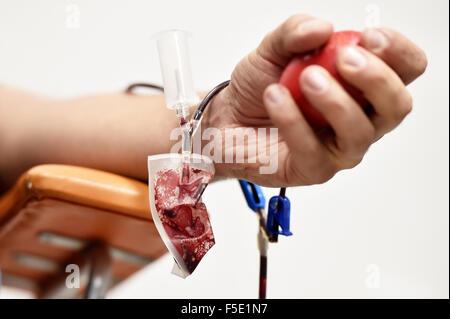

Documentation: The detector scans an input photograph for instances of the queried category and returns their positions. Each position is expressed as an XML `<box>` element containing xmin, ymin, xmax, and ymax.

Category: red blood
<box><xmin>279</xmin><ymin>30</ymin><xmax>369</xmax><ymax>128</ymax></box>
<box><xmin>192</xmin><ymin>217</ymin><xmax>205</xmax><ymax>237</ymax></box>
<box><xmin>163</xmin><ymin>206</ymin><xmax>193</xmax><ymax>235</ymax></box>
<box><xmin>154</xmin><ymin>165</ymin><xmax>214</xmax><ymax>274</ymax></box>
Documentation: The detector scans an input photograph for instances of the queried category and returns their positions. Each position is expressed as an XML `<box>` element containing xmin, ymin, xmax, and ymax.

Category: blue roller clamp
<box><xmin>239</xmin><ymin>180</ymin><xmax>292</xmax><ymax>237</ymax></box>
<box><xmin>238</xmin><ymin>180</ymin><xmax>265</xmax><ymax>212</ymax></box>
<box><xmin>267</xmin><ymin>196</ymin><xmax>293</xmax><ymax>236</ymax></box>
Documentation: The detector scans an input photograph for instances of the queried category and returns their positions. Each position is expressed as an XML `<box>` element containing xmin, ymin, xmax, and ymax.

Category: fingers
<box><xmin>263</xmin><ymin>84</ymin><xmax>339</xmax><ymax>184</ymax></box>
<box><xmin>360</xmin><ymin>27</ymin><xmax>428</xmax><ymax>85</ymax></box>
<box><xmin>263</xmin><ymin>84</ymin><xmax>323</xmax><ymax>156</ymax></box>
<box><xmin>257</xmin><ymin>14</ymin><xmax>334</xmax><ymax>67</ymax></box>
<box><xmin>336</xmin><ymin>45</ymin><xmax>413</xmax><ymax>137</ymax></box>
<box><xmin>300</xmin><ymin>66</ymin><xmax>375</xmax><ymax>159</ymax></box>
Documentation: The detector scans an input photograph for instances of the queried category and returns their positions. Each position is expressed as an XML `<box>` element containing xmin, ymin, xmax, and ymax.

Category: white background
<box><xmin>0</xmin><ymin>0</ymin><xmax>448</xmax><ymax>298</ymax></box>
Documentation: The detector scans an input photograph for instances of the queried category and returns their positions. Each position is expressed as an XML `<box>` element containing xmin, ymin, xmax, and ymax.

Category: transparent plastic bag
<box><xmin>148</xmin><ymin>153</ymin><xmax>215</xmax><ymax>278</ymax></box>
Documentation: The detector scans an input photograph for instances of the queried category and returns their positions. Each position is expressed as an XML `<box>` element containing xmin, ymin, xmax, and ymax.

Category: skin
<box><xmin>0</xmin><ymin>15</ymin><xmax>427</xmax><ymax>193</ymax></box>
<box><xmin>206</xmin><ymin>15</ymin><xmax>427</xmax><ymax>186</ymax></box>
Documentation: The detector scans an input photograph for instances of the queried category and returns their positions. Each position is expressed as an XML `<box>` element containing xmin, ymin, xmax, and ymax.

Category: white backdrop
<box><xmin>0</xmin><ymin>0</ymin><xmax>448</xmax><ymax>298</ymax></box>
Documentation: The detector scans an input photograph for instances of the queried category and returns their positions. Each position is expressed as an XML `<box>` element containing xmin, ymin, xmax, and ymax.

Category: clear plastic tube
<box><xmin>154</xmin><ymin>30</ymin><xmax>199</xmax><ymax>119</ymax></box>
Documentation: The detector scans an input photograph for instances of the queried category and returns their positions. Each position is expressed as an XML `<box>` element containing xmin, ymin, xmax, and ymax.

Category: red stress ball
<box><xmin>279</xmin><ymin>30</ymin><xmax>370</xmax><ymax>128</ymax></box>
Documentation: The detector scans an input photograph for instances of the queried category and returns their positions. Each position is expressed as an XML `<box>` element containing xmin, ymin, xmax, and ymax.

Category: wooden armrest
<box><xmin>0</xmin><ymin>164</ymin><xmax>165</xmax><ymax>296</ymax></box>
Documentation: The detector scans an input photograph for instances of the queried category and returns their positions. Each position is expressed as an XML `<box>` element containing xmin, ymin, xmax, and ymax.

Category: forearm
<box><xmin>0</xmin><ymin>85</ymin><xmax>180</xmax><ymax>192</ymax></box>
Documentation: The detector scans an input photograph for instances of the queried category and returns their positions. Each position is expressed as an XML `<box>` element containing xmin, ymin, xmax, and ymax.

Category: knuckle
<box><xmin>370</xmin><ymin>70</ymin><xmax>390</xmax><ymax>88</ymax></box>
<box><xmin>298</xmin><ymin>151</ymin><xmax>337</xmax><ymax>186</ymax></box>
<box><xmin>344</xmin><ymin>157</ymin><xmax>363</xmax><ymax>170</ymax></box>
<box><xmin>315</xmin><ymin>162</ymin><xmax>338</xmax><ymax>184</ymax></box>
<box><xmin>307</xmin><ymin>155</ymin><xmax>339</xmax><ymax>185</ymax></box>
<box><xmin>283</xmin><ymin>14</ymin><xmax>311</xmax><ymax>32</ymax></box>
<box><xmin>357</xmin><ymin>124</ymin><xmax>376</xmax><ymax>147</ymax></box>
<box><xmin>394</xmin><ymin>90</ymin><xmax>413</xmax><ymax>121</ymax></box>
<box><xmin>415</xmin><ymin>49</ymin><xmax>428</xmax><ymax>76</ymax></box>
<box><xmin>323</xmin><ymin>96</ymin><xmax>352</xmax><ymax>119</ymax></box>
<box><xmin>337</xmin><ymin>155</ymin><xmax>363</xmax><ymax>171</ymax></box>
<box><xmin>286</xmin><ymin>14</ymin><xmax>310</xmax><ymax>25</ymax></box>
<box><xmin>345</xmin><ymin>126</ymin><xmax>375</xmax><ymax>156</ymax></box>
<box><xmin>261</xmin><ymin>31</ymin><xmax>273</xmax><ymax>45</ymax></box>
<box><xmin>281</xmin><ymin>113</ymin><xmax>299</xmax><ymax>127</ymax></box>
<box><xmin>329</xmin><ymin>98</ymin><xmax>348</xmax><ymax>114</ymax></box>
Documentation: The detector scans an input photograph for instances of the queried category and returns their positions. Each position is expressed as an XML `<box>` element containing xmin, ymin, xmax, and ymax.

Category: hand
<box><xmin>205</xmin><ymin>15</ymin><xmax>427</xmax><ymax>187</ymax></box>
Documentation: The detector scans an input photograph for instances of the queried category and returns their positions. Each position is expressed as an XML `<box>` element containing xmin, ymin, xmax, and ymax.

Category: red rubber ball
<box><xmin>279</xmin><ymin>30</ymin><xmax>369</xmax><ymax>128</ymax></box>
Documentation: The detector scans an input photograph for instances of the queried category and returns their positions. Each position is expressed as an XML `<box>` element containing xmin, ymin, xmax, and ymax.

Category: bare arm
<box><xmin>0</xmin><ymin>16</ymin><xmax>427</xmax><ymax>193</ymax></box>
<box><xmin>0</xmin><ymin>85</ymin><xmax>179</xmax><ymax>192</ymax></box>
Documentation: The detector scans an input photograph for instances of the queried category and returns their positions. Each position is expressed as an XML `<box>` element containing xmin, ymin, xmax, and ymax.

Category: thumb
<box><xmin>257</xmin><ymin>15</ymin><xmax>333</xmax><ymax>67</ymax></box>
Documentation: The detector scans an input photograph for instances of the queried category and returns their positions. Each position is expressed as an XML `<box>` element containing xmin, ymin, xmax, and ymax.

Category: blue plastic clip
<box><xmin>267</xmin><ymin>196</ymin><xmax>293</xmax><ymax>236</ymax></box>
<box><xmin>238</xmin><ymin>180</ymin><xmax>265</xmax><ymax>212</ymax></box>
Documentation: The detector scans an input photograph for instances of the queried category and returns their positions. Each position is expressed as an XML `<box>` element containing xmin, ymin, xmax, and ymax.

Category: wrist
<box><xmin>199</xmin><ymin>87</ymin><xmax>239</xmax><ymax>180</ymax></box>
